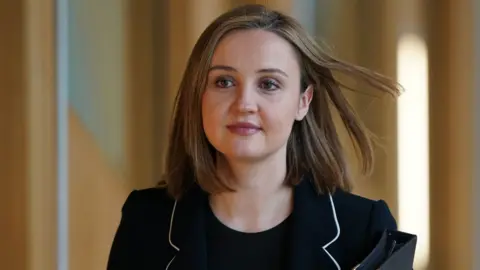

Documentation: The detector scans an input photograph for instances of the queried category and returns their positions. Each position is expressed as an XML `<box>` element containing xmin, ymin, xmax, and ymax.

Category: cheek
<box><xmin>262</xmin><ymin>101</ymin><xmax>298</xmax><ymax>137</ymax></box>
<box><xmin>201</xmin><ymin>92</ymin><xmax>227</xmax><ymax>136</ymax></box>
<box><xmin>201</xmin><ymin>93</ymin><xmax>214</xmax><ymax>131</ymax></box>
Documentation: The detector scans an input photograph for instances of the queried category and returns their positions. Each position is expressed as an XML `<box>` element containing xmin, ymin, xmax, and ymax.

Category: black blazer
<box><xmin>107</xmin><ymin>179</ymin><xmax>397</xmax><ymax>270</ymax></box>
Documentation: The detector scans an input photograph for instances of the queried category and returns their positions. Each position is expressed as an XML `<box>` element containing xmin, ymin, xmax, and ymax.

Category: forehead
<box><xmin>211</xmin><ymin>29</ymin><xmax>300</xmax><ymax>73</ymax></box>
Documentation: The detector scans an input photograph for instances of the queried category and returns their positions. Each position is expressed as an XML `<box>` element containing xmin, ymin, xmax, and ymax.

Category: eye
<box><xmin>215</xmin><ymin>78</ymin><xmax>235</xmax><ymax>88</ymax></box>
<box><xmin>259</xmin><ymin>79</ymin><xmax>280</xmax><ymax>91</ymax></box>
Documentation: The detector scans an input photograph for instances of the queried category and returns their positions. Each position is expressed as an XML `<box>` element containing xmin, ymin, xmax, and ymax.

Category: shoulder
<box><xmin>331</xmin><ymin>189</ymin><xmax>397</xmax><ymax>231</ymax></box>
<box><xmin>121</xmin><ymin>187</ymin><xmax>175</xmax><ymax>222</ymax></box>
<box><xmin>329</xmin><ymin>189</ymin><xmax>397</xmax><ymax>261</ymax></box>
<box><xmin>115</xmin><ymin>187</ymin><xmax>176</xmax><ymax>249</ymax></box>
<box><xmin>107</xmin><ymin>187</ymin><xmax>176</xmax><ymax>268</ymax></box>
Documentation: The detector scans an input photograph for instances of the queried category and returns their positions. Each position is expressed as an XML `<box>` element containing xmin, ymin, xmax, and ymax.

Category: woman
<box><xmin>107</xmin><ymin>4</ymin><xmax>401</xmax><ymax>270</ymax></box>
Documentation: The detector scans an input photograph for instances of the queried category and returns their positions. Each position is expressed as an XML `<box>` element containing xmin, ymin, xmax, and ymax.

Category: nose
<box><xmin>234</xmin><ymin>83</ymin><xmax>258</xmax><ymax>113</ymax></box>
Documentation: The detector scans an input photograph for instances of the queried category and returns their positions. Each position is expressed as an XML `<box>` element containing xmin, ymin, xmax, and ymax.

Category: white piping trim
<box><xmin>165</xmin><ymin>255</ymin><xmax>176</xmax><ymax>270</ymax></box>
<box><xmin>166</xmin><ymin>196</ymin><xmax>341</xmax><ymax>269</ymax></box>
<box><xmin>166</xmin><ymin>200</ymin><xmax>179</xmax><ymax>270</ymax></box>
<box><xmin>168</xmin><ymin>200</ymin><xmax>180</xmax><ymax>251</ymax></box>
<box><xmin>322</xmin><ymin>194</ymin><xmax>341</xmax><ymax>270</ymax></box>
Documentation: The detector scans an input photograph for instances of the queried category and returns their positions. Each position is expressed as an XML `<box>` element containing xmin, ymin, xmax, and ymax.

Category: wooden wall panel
<box><xmin>69</xmin><ymin>110</ymin><xmax>130</xmax><ymax>270</ymax></box>
<box><xmin>126</xmin><ymin>0</ymin><xmax>156</xmax><ymax>189</ymax></box>
<box><xmin>24</xmin><ymin>0</ymin><xmax>57</xmax><ymax>269</ymax></box>
<box><xmin>0</xmin><ymin>0</ymin><xmax>57</xmax><ymax>269</ymax></box>
<box><xmin>0</xmin><ymin>1</ymin><xmax>28</xmax><ymax>269</ymax></box>
<box><xmin>428</xmin><ymin>0</ymin><xmax>475</xmax><ymax>269</ymax></box>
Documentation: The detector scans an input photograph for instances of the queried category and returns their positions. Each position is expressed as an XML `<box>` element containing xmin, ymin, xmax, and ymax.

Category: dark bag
<box><xmin>354</xmin><ymin>230</ymin><xmax>417</xmax><ymax>270</ymax></box>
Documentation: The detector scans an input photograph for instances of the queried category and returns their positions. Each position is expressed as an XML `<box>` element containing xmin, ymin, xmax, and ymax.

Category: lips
<box><xmin>226</xmin><ymin>122</ymin><xmax>261</xmax><ymax>136</ymax></box>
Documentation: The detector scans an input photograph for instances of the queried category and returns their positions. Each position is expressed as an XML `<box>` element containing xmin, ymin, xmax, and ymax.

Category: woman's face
<box><xmin>202</xmin><ymin>29</ymin><xmax>312</xmax><ymax>162</ymax></box>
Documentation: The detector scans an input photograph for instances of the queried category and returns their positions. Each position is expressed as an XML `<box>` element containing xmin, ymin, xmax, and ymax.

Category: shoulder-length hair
<box><xmin>161</xmin><ymin>4</ymin><xmax>400</xmax><ymax>199</ymax></box>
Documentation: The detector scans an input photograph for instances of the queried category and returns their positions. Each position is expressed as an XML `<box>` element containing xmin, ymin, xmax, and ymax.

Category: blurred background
<box><xmin>0</xmin><ymin>0</ymin><xmax>478</xmax><ymax>269</ymax></box>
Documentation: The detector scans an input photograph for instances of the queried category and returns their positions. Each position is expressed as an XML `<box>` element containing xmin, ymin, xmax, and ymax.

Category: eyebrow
<box><xmin>208</xmin><ymin>65</ymin><xmax>289</xmax><ymax>77</ymax></box>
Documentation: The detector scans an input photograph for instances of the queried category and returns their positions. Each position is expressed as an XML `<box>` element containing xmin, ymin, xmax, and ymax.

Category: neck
<box><xmin>209</xmin><ymin>150</ymin><xmax>293</xmax><ymax>233</ymax></box>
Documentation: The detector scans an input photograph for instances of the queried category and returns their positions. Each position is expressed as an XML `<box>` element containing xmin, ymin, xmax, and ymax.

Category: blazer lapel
<box><xmin>287</xmin><ymin>179</ymin><xmax>341</xmax><ymax>270</ymax></box>
<box><xmin>165</xmin><ymin>179</ymin><xmax>342</xmax><ymax>270</ymax></box>
<box><xmin>166</xmin><ymin>185</ymin><xmax>209</xmax><ymax>270</ymax></box>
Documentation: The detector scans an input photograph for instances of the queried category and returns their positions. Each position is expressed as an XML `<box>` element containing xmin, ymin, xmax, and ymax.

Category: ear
<box><xmin>295</xmin><ymin>85</ymin><xmax>314</xmax><ymax>121</ymax></box>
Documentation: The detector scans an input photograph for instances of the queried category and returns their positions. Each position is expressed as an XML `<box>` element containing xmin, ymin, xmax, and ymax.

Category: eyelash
<box><xmin>259</xmin><ymin>79</ymin><xmax>280</xmax><ymax>91</ymax></box>
<box><xmin>215</xmin><ymin>78</ymin><xmax>234</xmax><ymax>88</ymax></box>
<box><xmin>214</xmin><ymin>77</ymin><xmax>281</xmax><ymax>91</ymax></box>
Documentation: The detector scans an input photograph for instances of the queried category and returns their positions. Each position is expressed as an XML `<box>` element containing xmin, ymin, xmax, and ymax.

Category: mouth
<box><xmin>226</xmin><ymin>122</ymin><xmax>261</xmax><ymax>136</ymax></box>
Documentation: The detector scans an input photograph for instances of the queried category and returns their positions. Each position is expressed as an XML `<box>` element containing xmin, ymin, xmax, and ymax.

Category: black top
<box><xmin>206</xmin><ymin>205</ymin><xmax>291</xmax><ymax>270</ymax></box>
<box><xmin>107</xmin><ymin>177</ymin><xmax>397</xmax><ymax>270</ymax></box>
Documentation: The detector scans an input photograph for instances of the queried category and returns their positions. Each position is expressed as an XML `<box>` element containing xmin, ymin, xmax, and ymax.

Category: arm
<box><xmin>352</xmin><ymin>201</ymin><xmax>400</xmax><ymax>269</ymax></box>
<box><xmin>366</xmin><ymin>200</ymin><xmax>397</xmax><ymax>248</ymax></box>
<box><xmin>107</xmin><ymin>191</ymin><xmax>140</xmax><ymax>270</ymax></box>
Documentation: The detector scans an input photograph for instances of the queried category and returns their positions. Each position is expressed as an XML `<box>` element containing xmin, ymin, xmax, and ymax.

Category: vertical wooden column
<box><xmin>24</xmin><ymin>0</ymin><xmax>57</xmax><ymax>269</ymax></box>
<box><xmin>428</xmin><ymin>0</ymin><xmax>475</xmax><ymax>269</ymax></box>
<box><xmin>0</xmin><ymin>0</ymin><xmax>57</xmax><ymax>269</ymax></box>
<box><xmin>474</xmin><ymin>0</ymin><xmax>480</xmax><ymax>268</ymax></box>
<box><xmin>188</xmin><ymin>0</ymin><xmax>229</xmax><ymax>49</ymax></box>
<box><xmin>126</xmin><ymin>0</ymin><xmax>156</xmax><ymax>189</ymax></box>
<box><xmin>151</xmin><ymin>0</ymin><xmax>171</xmax><ymax>182</ymax></box>
<box><xmin>0</xmin><ymin>1</ymin><xmax>28</xmax><ymax>269</ymax></box>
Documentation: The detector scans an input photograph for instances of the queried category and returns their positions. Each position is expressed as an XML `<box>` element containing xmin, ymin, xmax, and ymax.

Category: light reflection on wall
<box><xmin>397</xmin><ymin>33</ymin><xmax>430</xmax><ymax>269</ymax></box>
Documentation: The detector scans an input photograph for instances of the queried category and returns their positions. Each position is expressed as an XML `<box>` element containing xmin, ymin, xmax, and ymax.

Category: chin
<box><xmin>224</xmin><ymin>153</ymin><xmax>265</xmax><ymax>163</ymax></box>
<box><xmin>222</xmin><ymin>147</ymin><xmax>266</xmax><ymax>162</ymax></box>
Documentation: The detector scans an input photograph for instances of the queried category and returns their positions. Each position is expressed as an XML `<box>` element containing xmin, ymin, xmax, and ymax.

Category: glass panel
<box><xmin>68</xmin><ymin>0</ymin><xmax>126</xmax><ymax>170</ymax></box>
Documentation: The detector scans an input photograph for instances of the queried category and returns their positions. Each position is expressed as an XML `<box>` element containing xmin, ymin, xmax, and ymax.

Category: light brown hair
<box><xmin>161</xmin><ymin>4</ymin><xmax>400</xmax><ymax>199</ymax></box>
